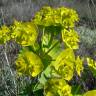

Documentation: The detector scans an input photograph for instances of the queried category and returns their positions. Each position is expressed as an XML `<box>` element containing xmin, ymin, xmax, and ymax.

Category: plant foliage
<box><xmin>0</xmin><ymin>6</ymin><xmax>96</xmax><ymax>96</ymax></box>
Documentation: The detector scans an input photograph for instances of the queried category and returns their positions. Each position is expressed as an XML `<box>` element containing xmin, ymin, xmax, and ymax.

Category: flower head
<box><xmin>44</xmin><ymin>78</ymin><xmax>72</xmax><ymax>96</ymax></box>
<box><xmin>16</xmin><ymin>49</ymin><xmax>44</xmax><ymax>77</ymax></box>
<box><xmin>52</xmin><ymin>49</ymin><xmax>75</xmax><ymax>81</ymax></box>
<box><xmin>62</xmin><ymin>29</ymin><xmax>79</xmax><ymax>49</ymax></box>
<box><xmin>11</xmin><ymin>20</ymin><xmax>38</xmax><ymax>46</ymax></box>
<box><xmin>0</xmin><ymin>25</ymin><xmax>11</xmax><ymax>44</ymax></box>
<box><xmin>34</xmin><ymin>6</ymin><xmax>79</xmax><ymax>28</ymax></box>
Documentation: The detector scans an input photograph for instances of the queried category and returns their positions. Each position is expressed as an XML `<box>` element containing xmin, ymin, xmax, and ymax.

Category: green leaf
<box><xmin>45</xmin><ymin>25</ymin><xmax>62</xmax><ymax>36</ymax></box>
<box><xmin>34</xmin><ymin>90</ymin><xmax>44</xmax><ymax>96</ymax></box>
<box><xmin>41</xmin><ymin>54</ymin><xmax>52</xmax><ymax>70</ymax></box>
<box><xmin>41</xmin><ymin>31</ymin><xmax>52</xmax><ymax>52</ymax></box>
<box><xmin>48</xmin><ymin>39</ymin><xmax>62</xmax><ymax>60</ymax></box>
<box><xmin>38</xmin><ymin>40</ymin><xmax>62</xmax><ymax>85</ymax></box>
<box><xmin>38</xmin><ymin>72</ymin><xmax>48</xmax><ymax>85</ymax></box>
<box><xmin>33</xmin><ymin>83</ymin><xmax>43</xmax><ymax>92</ymax></box>
<box><xmin>72</xmin><ymin>84</ymin><xmax>82</xmax><ymax>95</ymax></box>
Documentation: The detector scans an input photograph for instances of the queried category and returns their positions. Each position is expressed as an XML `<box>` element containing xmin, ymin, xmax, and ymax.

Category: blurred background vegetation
<box><xmin>0</xmin><ymin>0</ymin><xmax>96</xmax><ymax>96</ymax></box>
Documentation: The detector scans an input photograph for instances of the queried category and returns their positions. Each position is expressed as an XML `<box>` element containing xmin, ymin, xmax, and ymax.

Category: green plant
<box><xmin>0</xmin><ymin>6</ymin><xmax>96</xmax><ymax>96</ymax></box>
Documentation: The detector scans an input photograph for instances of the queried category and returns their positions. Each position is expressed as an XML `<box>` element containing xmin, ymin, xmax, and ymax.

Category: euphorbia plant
<box><xmin>1</xmin><ymin>6</ymin><xmax>96</xmax><ymax>96</ymax></box>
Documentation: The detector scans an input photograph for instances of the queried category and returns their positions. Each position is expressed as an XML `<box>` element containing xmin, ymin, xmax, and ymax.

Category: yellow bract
<box><xmin>46</xmin><ymin>92</ymin><xmax>54</xmax><ymax>96</ymax></box>
<box><xmin>58</xmin><ymin>7</ymin><xmax>79</xmax><ymax>28</ymax></box>
<box><xmin>75</xmin><ymin>56</ymin><xmax>83</xmax><ymax>76</ymax></box>
<box><xmin>86</xmin><ymin>58</ymin><xmax>96</xmax><ymax>76</ymax></box>
<box><xmin>62</xmin><ymin>29</ymin><xmax>79</xmax><ymax>49</ymax></box>
<box><xmin>87</xmin><ymin>58</ymin><xmax>96</xmax><ymax>70</ymax></box>
<box><xmin>44</xmin><ymin>78</ymin><xmax>72</xmax><ymax>96</ymax></box>
<box><xmin>16</xmin><ymin>50</ymin><xmax>44</xmax><ymax>77</ymax></box>
<box><xmin>16</xmin><ymin>55</ymin><xmax>27</xmax><ymax>76</ymax></box>
<box><xmin>53</xmin><ymin>48</ymin><xmax>75</xmax><ymax>81</ymax></box>
<box><xmin>34</xmin><ymin>6</ymin><xmax>79</xmax><ymax>27</ymax></box>
<box><xmin>0</xmin><ymin>25</ymin><xmax>11</xmax><ymax>44</ymax></box>
<box><xmin>11</xmin><ymin>20</ymin><xmax>38</xmax><ymax>46</ymax></box>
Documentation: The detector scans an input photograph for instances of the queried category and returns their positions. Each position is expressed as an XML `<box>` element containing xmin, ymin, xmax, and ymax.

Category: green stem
<box><xmin>43</xmin><ymin>41</ymin><xmax>59</xmax><ymax>56</ymax></box>
<box><xmin>74</xmin><ymin>85</ymin><xmax>81</xmax><ymax>94</ymax></box>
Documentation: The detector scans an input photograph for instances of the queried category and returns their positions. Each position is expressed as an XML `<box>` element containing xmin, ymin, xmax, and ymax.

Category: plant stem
<box><xmin>44</xmin><ymin>41</ymin><xmax>59</xmax><ymax>56</ymax></box>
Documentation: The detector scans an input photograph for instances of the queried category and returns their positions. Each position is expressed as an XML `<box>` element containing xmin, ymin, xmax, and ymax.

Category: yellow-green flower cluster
<box><xmin>52</xmin><ymin>49</ymin><xmax>75</xmax><ymax>81</ymax></box>
<box><xmin>44</xmin><ymin>78</ymin><xmax>72</xmax><ymax>96</ymax></box>
<box><xmin>52</xmin><ymin>49</ymin><xmax>84</xmax><ymax>80</ymax></box>
<box><xmin>16</xmin><ymin>49</ymin><xmax>44</xmax><ymax>77</ymax></box>
<box><xmin>87</xmin><ymin>58</ymin><xmax>96</xmax><ymax>70</ymax></box>
<box><xmin>58</xmin><ymin>7</ymin><xmax>79</xmax><ymax>28</ymax></box>
<box><xmin>33</xmin><ymin>6</ymin><xmax>79</xmax><ymax>50</ymax></box>
<box><xmin>11</xmin><ymin>20</ymin><xmax>38</xmax><ymax>46</ymax></box>
<box><xmin>0</xmin><ymin>25</ymin><xmax>11</xmax><ymax>44</ymax></box>
<box><xmin>87</xmin><ymin>57</ymin><xmax>96</xmax><ymax>76</ymax></box>
<box><xmin>34</xmin><ymin>6</ymin><xmax>79</xmax><ymax>27</ymax></box>
<box><xmin>0</xmin><ymin>20</ymin><xmax>38</xmax><ymax>46</ymax></box>
<box><xmin>75</xmin><ymin>56</ymin><xmax>84</xmax><ymax>76</ymax></box>
<box><xmin>62</xmin><ymin>29</ymin><xmax>79</xmax><ymax>49</ymax></box>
